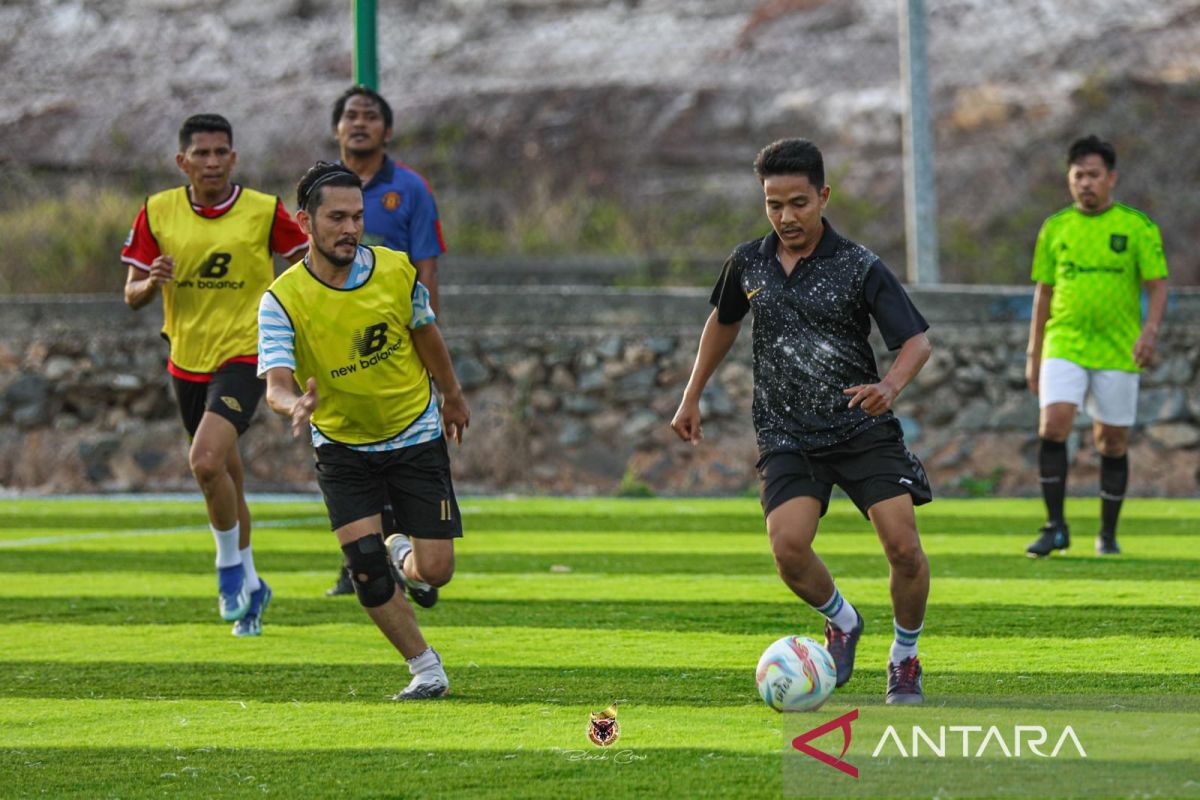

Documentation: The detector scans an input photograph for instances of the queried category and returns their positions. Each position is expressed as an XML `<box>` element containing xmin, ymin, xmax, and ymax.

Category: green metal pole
<box><xmin>353</xmin><ymin>0</ymin><xmax>378</xmax><ymax>90</ymax></box>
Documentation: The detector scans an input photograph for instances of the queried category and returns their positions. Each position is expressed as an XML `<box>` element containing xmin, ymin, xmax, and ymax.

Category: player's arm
<box><xmin>122</xmin><ymin>206</ymin><xmax>173</xmax><ymax>310</ymax></box>
<box><xmin>264</xmin><ymin>367</ymin><xmax>318</xmax><ymax>439</ymax></box>
<box><xmin>844</xmin><ymin>332</ymin><xmax>931</xmax><ymax>416</ymax></box>
<box><xmin>124</xmin><ymin>256</ymin><xmax>175</xmax><ymax>310</ymax></box>
<box><xmin>1133</xmin><ymin>278</ymin><xmax>1167</xmax><ymax>368</ymax></box>
<box><xmin>1025</xmin><ymin>282</ymin><xmax>1053</xmax><ymax>394</ymax></box>
<box><xmin>671</xmin><ymin>309</ymin><xmax>742</xmax><ymax>443</ymax></box>
<box><xmin>410</xmin><ymin>322</ymin><xmax>469</xmax><ymax>443</ymax></box>
<box><xmin>413</xmin><ymin>257</ymin><xmax>439</xmax><ymax>315</ymax></box>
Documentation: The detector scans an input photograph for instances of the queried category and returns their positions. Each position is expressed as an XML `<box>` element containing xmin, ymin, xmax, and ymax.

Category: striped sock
<box><xmin>890</xmin><ymin>619</ymin><xmax>923</xmax><ymax>663</ymax></box>
<box><xmin>814</xmin><ymin>588</ymin><xmax>859</xmax><ymax>634</ymax></box>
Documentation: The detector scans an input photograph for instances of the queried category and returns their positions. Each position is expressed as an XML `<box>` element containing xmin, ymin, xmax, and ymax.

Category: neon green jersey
<box><xmin>1031</xmin><ymin>203</ymin><xmax>1167</xmax><ymax>372</ymax></box>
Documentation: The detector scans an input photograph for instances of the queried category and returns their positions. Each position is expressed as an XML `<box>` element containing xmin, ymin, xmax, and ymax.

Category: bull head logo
<box><xmin>588</xmin><ymin>703</ymin><xmax>620</xmax><ymax>747</ymax></box>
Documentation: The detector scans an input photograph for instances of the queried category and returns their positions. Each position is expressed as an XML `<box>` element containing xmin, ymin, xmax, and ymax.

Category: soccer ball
<box><xmin>756</xmin><ymin>635</ymin><xmax>837</xmax><ymax>712</ymax></box>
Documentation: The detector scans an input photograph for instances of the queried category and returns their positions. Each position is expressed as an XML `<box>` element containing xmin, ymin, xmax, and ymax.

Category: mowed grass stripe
<box><xmin>2</xmin><ymin>624</ymin><xmax>1197</xmax><ymax>672</ymax></box>
<box><xmin>2</xmin><ymin>596</ymin><xmax>1197</xmax><ymax>638</ymax></box>
<box><xmin>0</xmin><ymin>747</ymin><xmax>784</xmax><ymax>800</ymax></box>
<box><xmin>2</xmin><ymin>571</ymin><xmax>1195</xmax><ymax>607</ymax></box>
<box><xmin>3</xmin><ymin>698</ymin><xmax>1197</xmax><ymax>754</ymax></box>
<box><xmin>4</xmin><ymin>548</ymin><xmax>1199</xmax><ymax>581</ymax></box>
<box><xmin>3</xmin><ymin>497</ymin><xmax>1198</xmax><ymax>535</ymax></box>
<box><xmin>3</xmin><ymin>661</ymin><xmax>1198</xmax><ymax>705</ymax></box>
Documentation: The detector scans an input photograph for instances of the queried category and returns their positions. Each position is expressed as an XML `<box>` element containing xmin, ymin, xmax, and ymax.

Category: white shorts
<box><xmin>1039</xmin><ymin>358</ymin><xmax>1139</xmax><ymax>427</ymax></box>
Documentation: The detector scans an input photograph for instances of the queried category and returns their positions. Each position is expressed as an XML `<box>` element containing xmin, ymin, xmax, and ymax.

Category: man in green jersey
<box><xmin>1025</xmin><ymin>135</ymin><xmax>1168</xmax><ymax>557</ymax></box>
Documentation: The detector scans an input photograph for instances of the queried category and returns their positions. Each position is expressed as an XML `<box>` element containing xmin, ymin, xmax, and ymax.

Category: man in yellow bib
<box><xmin>259</xmin><ymin>161</ymin><xmax>469</xmax><ymax>699</ymax></box>
<box><xmin>122</xmin><ymin>113</ymin><xmax>307</xmax><ymax>636</ymax></box>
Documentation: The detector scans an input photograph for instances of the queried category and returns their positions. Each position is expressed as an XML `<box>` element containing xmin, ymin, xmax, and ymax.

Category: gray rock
<box><xmin>624</xmin><ymin>411</ymin><xmax>661</xmax><ymax>438</ymax></box>
<box><xmin>896</xmin><ymin>414</ymin><xmax>921</xmax><ymax>443</ymax></box>
<box><xmin>1146</xmin><ymin>423</ymin><xmax>1200</xmax><ymax>449</ymax></box>
<box><xmin>562</xmin><ymin>394</ymin><xmax>602</xmax><ymax>415</ymax></box>
<box><xmin>42</xmin><ymin>356</ymin><xmax>75</xmax><ymax>382</ymax></box>
<box><xmin>453</xmin><ymin>356</ymin><xmax>490</xmax><ymax>390</ymax></box>
<box><xmin>557</xmin><ymin>420</ymin><xmax>590</xmax><ymax>448</ymax></box>
<box><xmin>615</xmin><ymin>366</ymin><xmax>659</xmax><ymax>402</ymax></box>
<box><xmin>1137</xmin><ymin>388</ymin><xmax>1186</xmax><ymax>425</ymax></box>
<box><xmin>79</xmin><ymin>436</ymin><xmax>121</xmax><ymax>484</ymax></box>
<box><xmin>577</xmin><ymin>367</ymin><xmax>607</xmax><ymax>393</ymax></box>
<box><xmin>699</xmin><ymin>383</ymin><xmax>736</xmax><ymax>418</ymax></box>
<box><xmin>596</xmin><ymin>336</ymin><xmax>623</xmax><ymax>360</ymax></box>
<box><xmin>643</xmin><ymin>336</ymin><xmax>677</xmax><ymax>356</ymax></box>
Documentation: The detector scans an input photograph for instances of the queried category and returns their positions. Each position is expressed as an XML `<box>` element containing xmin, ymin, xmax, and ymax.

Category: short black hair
<box><xmin>753</xmin><ymin>138</ymin><xmax>825</xmax><ymax>187</ymax></box>
<box><xmin>331</xmin><ymin>85</ymin><xmax>393</xmax><ymax>131</ymax></box>
<box><xmin>296</xmin><ymin>161</ymin><xmax>362</xmax><ymax>214</ymax></box>
<box><xmin>1067</xmin><ymin>135</ymin><xmax>1116</xmax><ymax>170</ymax></box>
<box><xmin>178</xmin><ymin>113</ymin><xmax>233</xmax><ymax>151</ymax></box>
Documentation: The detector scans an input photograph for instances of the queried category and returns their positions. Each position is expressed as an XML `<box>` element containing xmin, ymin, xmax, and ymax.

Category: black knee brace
<box><xmin>341</xmin><ymin>533</ymin><xmax>396</xmax><ymax>608</ymax></box>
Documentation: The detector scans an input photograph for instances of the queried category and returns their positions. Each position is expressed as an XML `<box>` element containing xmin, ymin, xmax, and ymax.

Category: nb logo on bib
<box><xmin>351</xmin><ymin>323</ymin><xmax>389</xmax><ymax>358</ymax></box>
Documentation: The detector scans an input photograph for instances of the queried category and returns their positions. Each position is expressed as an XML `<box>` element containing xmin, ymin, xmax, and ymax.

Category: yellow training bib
<box><xmin>146</xmin><ymin>186</ymin><xmax>278</xmax><ymax>373</ymax></box>
<box><xmin>267</xmin><ymin>247</ymin><xmax>432</xmax><ymax>445</ymax></box>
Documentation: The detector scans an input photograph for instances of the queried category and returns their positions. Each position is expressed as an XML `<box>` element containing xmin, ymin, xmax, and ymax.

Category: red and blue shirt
<box><xmin>355</xmin><ymin>156</ymin><xmax>446</xmax><ymax>260</ymax></box>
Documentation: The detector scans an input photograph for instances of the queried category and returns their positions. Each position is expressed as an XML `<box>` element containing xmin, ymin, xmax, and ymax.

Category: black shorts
<box><xmin>758</xmin><ymin>420</ymin><xmax>933</xmax><ymax>519</ymax></box>
<box><xmin>314</xmin><ymin>437</ymin><xmax>463</xmax><ymax>539</ymax></box>
<box><xmin>172</xmin><ymin>361</ymin><xmax>264</xmax><ymax>439</ymax></box>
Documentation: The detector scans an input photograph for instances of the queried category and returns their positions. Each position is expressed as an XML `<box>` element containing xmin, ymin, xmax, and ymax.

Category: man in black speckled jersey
<box><xmin>670</xmin><ymin>138</ymin><xmax>934</xmax><ymax>705</ymax></box>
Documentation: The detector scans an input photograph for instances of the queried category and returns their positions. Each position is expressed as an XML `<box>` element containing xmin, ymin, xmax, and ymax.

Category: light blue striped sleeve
<box><xmin>257</xmin><ymin>292</ymin><xmax>296</xmax><ymax>376</ymax></box>
<box><xmin>409</xmin><ymin>280</ymin><xmax>437</xmax><ymax>329</ymax></box>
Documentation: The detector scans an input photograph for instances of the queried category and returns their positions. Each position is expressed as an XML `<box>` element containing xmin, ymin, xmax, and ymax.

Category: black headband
<box><xmin>302</xmin><ymin>169</ymin><xmax>357</xmax><ymax>210</ymax></box>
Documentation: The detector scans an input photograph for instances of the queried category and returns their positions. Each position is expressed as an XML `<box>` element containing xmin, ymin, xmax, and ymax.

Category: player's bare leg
<box><xmin>767</xmin><ymin>496</ymin><xmax>863</xmax><ymax>687</ymax></box>
<box><xmin>190</xmin><ymin>412</ymin><xmax>241</xmax><ymax>530</ymax></box>
<box><xmin>338</xmin><ymin>516</ymin><xmax>448</xmax><ymax>699</ymax></box>
<box><xmin>766</xmin><ymin>496</ymin><xmax>832</xmax><ymax>604</ymax></box>
<box><xmin>868</xmin><ymin>494</ymin><xmax>928</xmax><ymax>630</ymax></box>
<box><xmin>190</xmin><ymin>413</ymin><xmax>252</xmax><ymax>621</ymax></box>
<box><xmin>869</xmin><ymin>493</ymin><xmax>928</xmax><ymax>703</ymax></box>
<box><xmin>386</xmin><ymin>534</ymin><xmax>453</xmax><ymax>609</ymax></box>
<box><xmin>224</xmin><ymin>443</ymin><xmax>270</xmax><ymax>636</ymax></box>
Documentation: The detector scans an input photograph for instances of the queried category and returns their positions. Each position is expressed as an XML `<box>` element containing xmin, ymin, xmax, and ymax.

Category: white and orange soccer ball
<box><xmin>755</xmin><ymin>635</ymin><xmax>837</xmax><ymax>712</ymax></box>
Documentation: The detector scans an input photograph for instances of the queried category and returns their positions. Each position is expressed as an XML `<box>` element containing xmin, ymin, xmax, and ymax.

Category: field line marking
<box><xmin>0</xmin><ymin>517</ymin><xmax>328</xmax><ymax>548</ymax></box>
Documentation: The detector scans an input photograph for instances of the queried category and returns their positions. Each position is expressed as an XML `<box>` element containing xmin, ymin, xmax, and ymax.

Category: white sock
<box><xmin>212</xmin><ymin>523</ymin><xmax>241</xmax><ymax>569</ymax></box>
<box><xmin>239</xmin><ymin>546</ymin><xmax>262</xmax><ymax>593</ymax></box>
<box><xmin>814</xmin><ymin>588</ymin><xmax>859</xmax><ymax>633</ymax></box>
<box><xmin>406</xmin><ymin>646</ymin><xmax>443</xmax><ymax>677</ymax></box>
<box><xmin>890</xmin><ymin>619</ymin><xmax>923</xmax><ymax>663</ymax></box>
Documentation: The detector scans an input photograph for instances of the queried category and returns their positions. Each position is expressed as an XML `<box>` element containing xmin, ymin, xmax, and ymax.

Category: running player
<box><xmin>122</xmin><ymin>113</ymin><xmax>307</xmax><ymax>636</ymax></box>
<box><xmin>671</xmin><ymin>138</ymin><xmax>934</xmax><ymax>704</ymax></box>
<box><xmin>259</xmin><ymin>161</ymin><xmax>468</xmax><ymax>699</ymax></box>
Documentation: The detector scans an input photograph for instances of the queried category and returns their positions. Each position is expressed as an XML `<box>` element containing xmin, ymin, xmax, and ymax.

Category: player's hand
<box><xmin>670</xmin><ymin>398</ymin><xmax>703</xmax><ymax>443</ymax></box>
<box><xmin>1133</xmin><ymin>329</ymin><xmax>1158</xmax><ymax>369</ymax></box>
<box><xmin>1025</xmin><ymin>354</ymin><xmax>1040</xmax><ymax>396</ymax></box>
<box><xmin>290</xmin><ymin>377</ymin><xmax>319</xmax><ymax>438</ymax></box>
<box><xmin>440</xmin><ymin>388</ymin><xmax>470</xmax><ymax>444</ymax></box>
<box><xmin>843</xmin><ymin>380</ymin><xmax>897</xmax><ymax>416</ymax></box>
<box><xmin>147</xmin><ymin>255</ymin><xmax>175</xmax><ymax>287</ymax></box>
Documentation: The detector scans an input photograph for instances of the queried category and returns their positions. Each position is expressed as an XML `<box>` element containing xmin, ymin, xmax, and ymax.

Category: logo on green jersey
<box><xmin>1109</xmin><ymin>234</ymin><xmax>1127</xmax><ymax>253</ymax></box>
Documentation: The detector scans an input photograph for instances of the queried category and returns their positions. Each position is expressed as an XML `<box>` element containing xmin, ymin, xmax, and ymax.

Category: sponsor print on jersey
<box><xmin>330</xmin><ymin>322</ymin><xmax>404</xmax><ymax>379</ymax></box>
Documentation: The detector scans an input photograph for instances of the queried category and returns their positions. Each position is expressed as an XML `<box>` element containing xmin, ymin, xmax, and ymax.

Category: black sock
<box><xmin>1100</xmin><ymin>454</ymin><xmax>1128</xmax><ymax>536</ymax></box>
<box><xmin>1039</xmin><ymin>438</ymin><xmax>1068</xmax><ymax>525</ymax></box>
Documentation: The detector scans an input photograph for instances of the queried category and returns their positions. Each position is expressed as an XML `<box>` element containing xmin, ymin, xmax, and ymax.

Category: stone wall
<box><xmin>1</xmin><ymin>282</ymin><xmax>1197</xmax><ymax>497</ymax></box>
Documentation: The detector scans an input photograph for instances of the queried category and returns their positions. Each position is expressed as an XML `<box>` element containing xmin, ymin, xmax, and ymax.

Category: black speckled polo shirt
<box><xmin>710</xmin><ymin>220</ymin><xmax>928</xmax><ymax>455</ymax></box>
